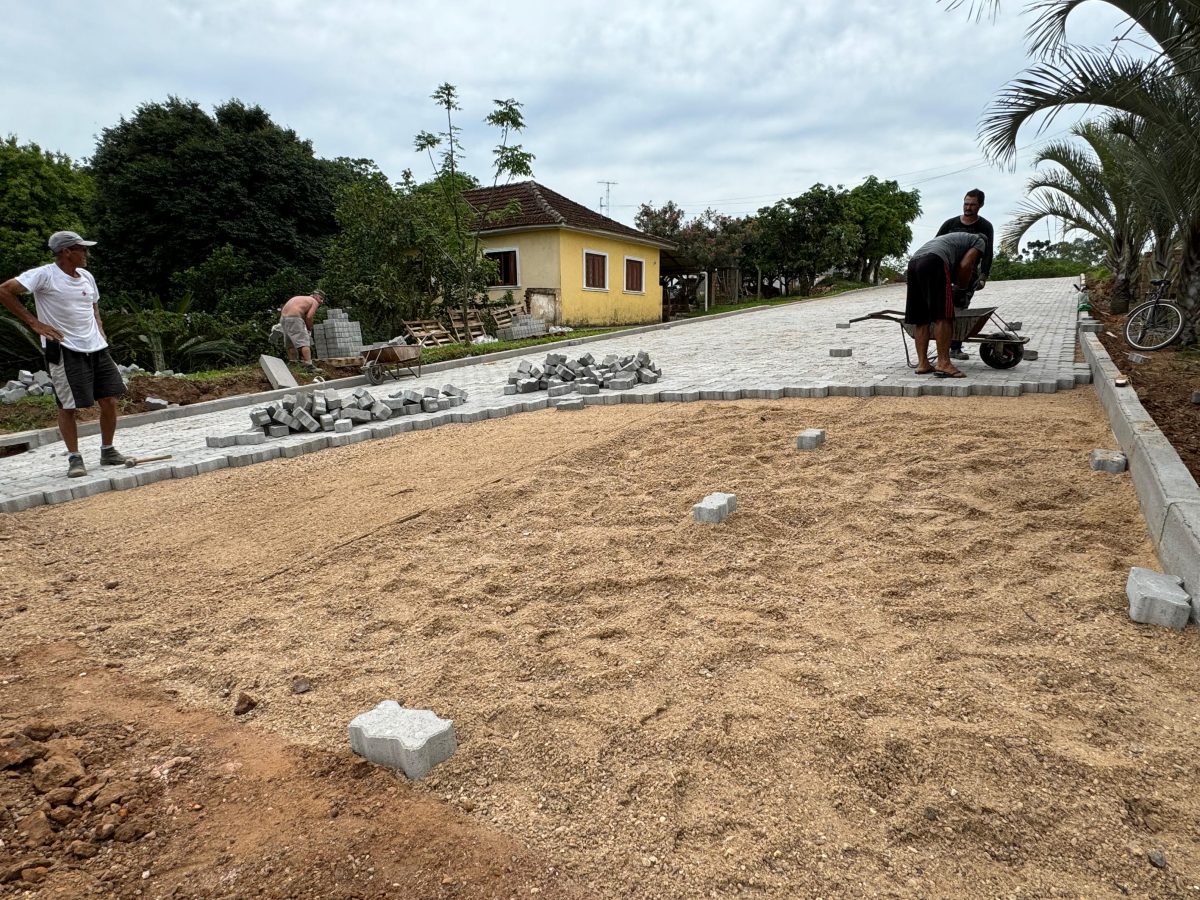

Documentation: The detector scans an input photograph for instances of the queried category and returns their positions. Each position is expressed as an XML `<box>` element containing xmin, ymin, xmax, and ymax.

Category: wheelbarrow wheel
<box><xmin>364</xmin><ymin>362</ymin><xmax>387</xmax><ymax>385</ymax></box>
<box><xmin>979</xmin><ymin>340</ymin><xmax>1024</xmax><ymax>369</ymax></box>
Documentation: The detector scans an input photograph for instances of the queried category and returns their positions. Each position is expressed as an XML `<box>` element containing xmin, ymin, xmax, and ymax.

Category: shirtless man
<box><xmin>279</xmin><ymin>290</ymin><xmax>324</xmax><ymax>367</ymax></box>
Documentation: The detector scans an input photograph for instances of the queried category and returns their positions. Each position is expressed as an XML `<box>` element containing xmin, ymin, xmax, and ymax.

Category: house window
<box><xmin>624</xmin><ymin>257</ymin><xmax>645</xmax><ymax>293</ymax></box>
<box><xmin>484</xmin><ymin>249</ymin><xmax>519</xmax><ymax>287</ymax></box>
<box><xmin>584</xmin><ymin>251</ymin><xmax>608</xmax><ymax>290</ymax></box>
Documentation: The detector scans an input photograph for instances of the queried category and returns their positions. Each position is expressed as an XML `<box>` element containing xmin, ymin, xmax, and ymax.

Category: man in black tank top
<box><xmin>936</xmin><ymin>189</ymin><xmax>994</xmax><ymax>360</ymax></box>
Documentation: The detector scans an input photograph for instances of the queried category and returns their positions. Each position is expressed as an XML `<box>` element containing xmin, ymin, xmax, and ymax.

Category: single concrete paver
<box><xmin>1</xmin><ymin>278</ymin><xmax>1089</xmax><ymax>510</ymax></box>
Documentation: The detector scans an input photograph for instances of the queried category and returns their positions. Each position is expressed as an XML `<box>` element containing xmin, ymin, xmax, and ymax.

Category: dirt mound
<box><xmin>0</xmin><ymin>643</ymin><xmax>582</xmax><ymax>898</ymax></box>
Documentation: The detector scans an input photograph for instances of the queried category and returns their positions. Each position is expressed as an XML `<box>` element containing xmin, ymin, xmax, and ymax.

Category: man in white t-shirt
<box><xmin>0</xmin><ymin>231</ymin><xmax>128</xmax><ymax>478</ymax></box>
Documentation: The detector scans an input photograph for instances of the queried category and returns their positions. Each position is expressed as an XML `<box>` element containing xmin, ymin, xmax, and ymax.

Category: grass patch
<box><xmin>0</xmin><ymin>395</ymin><xmax>59</xmax><ymax>434</ymax></box>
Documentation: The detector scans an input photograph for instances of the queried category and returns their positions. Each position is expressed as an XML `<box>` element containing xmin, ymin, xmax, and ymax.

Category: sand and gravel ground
<box><xmin>4</xmin><ymin>390</ymin><xmax>1200</xmax><ymax>899</ymax></box>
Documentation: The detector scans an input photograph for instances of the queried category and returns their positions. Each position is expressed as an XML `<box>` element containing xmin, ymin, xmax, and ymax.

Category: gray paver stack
<box><xmin>312</xmin><ymin>308</ymin><xmax>364</xmax><ymax>359</ymax></box>
<box><xmin>496</xmin><ymin>312</ymin><xmax>548</xmax><ymax>341</ymax></box>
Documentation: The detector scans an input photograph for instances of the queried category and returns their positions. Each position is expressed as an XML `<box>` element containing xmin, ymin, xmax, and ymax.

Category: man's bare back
<box><xmin>280</xmin><ymin>294</ymin><xmax>320</xmax><ymax>320</ymax></box>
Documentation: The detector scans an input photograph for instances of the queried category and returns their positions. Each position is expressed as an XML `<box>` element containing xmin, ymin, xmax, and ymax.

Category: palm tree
<box><xmin>1000</xmin><ymin>119</ymin><xmax>1151</xmax><ymax>312</ymax></box>
<box><xmin>978</xmin><ymin>1</ymin><xmax>1200</xmax><ymax>329</ymax></box>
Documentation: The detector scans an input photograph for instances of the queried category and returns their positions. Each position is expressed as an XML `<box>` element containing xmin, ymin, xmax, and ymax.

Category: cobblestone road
<box><xmin>1</xmin><ymin>277</ymin><xmax>1092</xmax><ymax>511</ymax></box>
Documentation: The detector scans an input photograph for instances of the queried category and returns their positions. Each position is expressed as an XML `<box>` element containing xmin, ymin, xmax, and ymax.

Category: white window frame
<box><xmin>583</xmin><ymin>249</ymin><xmax>608</xmax><ymax>291</ymax></box>
<box><xmin>623</xmin><ymin>255</ymin><xmax>646</xmax><ymax>294</ymax></box>
<box><xmin>484</xmin><ymin>247</ymin><xmax>520</xmax><ymax>288</ymax></box>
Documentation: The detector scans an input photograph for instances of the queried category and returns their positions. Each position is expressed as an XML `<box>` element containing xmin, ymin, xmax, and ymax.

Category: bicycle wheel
<box><xmin>1125</xmin><ymin>301</ymin><xmax>1184</xmax><ymax>351</ymax></box>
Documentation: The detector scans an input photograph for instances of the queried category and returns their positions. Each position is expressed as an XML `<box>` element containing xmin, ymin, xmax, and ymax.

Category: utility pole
<box><xmin>598</xmin><ymin>180</ymin><xmax>618</xmax><ymax>216</ymax></box>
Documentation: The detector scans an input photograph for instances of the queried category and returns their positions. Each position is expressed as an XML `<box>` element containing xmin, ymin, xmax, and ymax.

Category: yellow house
<box><xmin>462</xmin><ymin>181</ymin><xmax>674</xmax><ymax>327</ymax></box>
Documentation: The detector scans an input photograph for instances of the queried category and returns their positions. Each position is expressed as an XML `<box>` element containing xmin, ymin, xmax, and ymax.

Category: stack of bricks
<box><xmin>496</xmin><ymin>312</ymin><xmax>547</xmax><ymax>341</ymax></box>
<box><xmin>503</xmin><ymin>350</ymin><xmax>661</xmax><ymax>398</ymax></box>
<box><xmin>312</xmin><ymin>308</ymin><xmax>364</xmax><ymax>360</ymax></box>
<box><xmin>206</xmin><ymin>383</ymin><xmax>468</xmax><ymax>445</ymax></box>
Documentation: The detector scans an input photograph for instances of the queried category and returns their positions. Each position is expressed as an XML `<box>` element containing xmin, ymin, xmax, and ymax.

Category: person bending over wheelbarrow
<box><xmin>904</xmin><ymin>232</ymin><xmax>985</xmax><ymax>378</ymax></box>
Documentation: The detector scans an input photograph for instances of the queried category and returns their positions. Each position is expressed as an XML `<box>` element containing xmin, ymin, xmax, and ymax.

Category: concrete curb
<box><xmin>1080</xmin><ymin>332</ymin><xmax>1200</xmax><ymax>620</ymax></box>
<box><xmin>0</xmin><ymin>289</ymin><xmax>890</xmax><ymax>454</ymax></box>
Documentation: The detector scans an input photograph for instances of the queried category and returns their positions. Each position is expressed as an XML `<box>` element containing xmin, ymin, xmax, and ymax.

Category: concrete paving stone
<box><xmin>556</xmin><ymin>398</ymin><xmax>586</xmax><ymax>411</ymax></box>
<box><xmin>503</xmin><ymin>384</ymin><xmax>518</xmax><ymax>395</ymax></box>
<box><xmin>333</xmin><ymin>419</ymin><xmax>353</xmax><ymax>434</ymax></box>
<box><xmin>796</xmin><ymin>429</ymin><xmax>826</xmax><ymax>450</ymax></box>
<box><xmin>171</xmin><ymin>462</ymin><xmax>200</xmax><ymax>479</ymax></box>
<box><xmin>42</xmin><ymin>486</ymin><xmax>74</xmax><ymax>505</ymax></box>
<box><xmin>1090</xmin><ymin>449</ymin><xmax>1127</xmax><ymax>473</ymax></box>
<box><xmin>1</xmin><ymin>492</ymin><xmax>46</xmax><ymax>513</ymax></box>
<box><xmin>195</xmin><ymin>457</ymin><xmax>229</xmax><ymax>475</ymax></box>
<box><xmin>1024</xmin><ymin>349</ymin><xmax>1039</xmax><ymax>360</ymax></box>
<box><xmin>235</xmin><ymin>431</ymin><xmax>267</xmax><ymax>446</ymax></box>
<box><xmin>698</xmin><ymin>389</ymin><xmax>723</xmax><ymax>400</ymax></box>
<box><xmin>70</xmin><ymin>478</ymin><xmax>113</xmax><ymax>500</ymax></box>
<box><xmin>548</xmin><ymin>383</ymin><xmax>574</xmax><ymax>398</ymax></box>
<box><xmin>135</xmin><ymin>466</ymin><xmax>174</xmax><ymax>487</ymax></box>
<box><xmin>344</xmin><ymin>429</ymin><xmax>371</xmax><ymax>444</ymax></box>
<box><xmin>1126</xmin><ymin>566</ymin><xmax>1192</xmax><ymax>630</ymax></box>
<box><xmin>206</xmin><ymin>434</ymin><xmax>237</xmax><ymax>448</ymax></box>
<box><xmin>1056</xmin><ymin>376</ymin><xmax>1076</xmax><ymax>390</ymax></box>
<box><xmin>268</xmin><ymin>425</ymin><xmax>290</xmax><ymax>438</ymax></box>
<box><xmin>108</xmin><ymin>472</ymin><xmax>140</xmax><ymax>491</ymax></box>
<box><xmin>830</xmin><ymin>348</ymin><xmax>853</xmax><ymax>357</ymax></box>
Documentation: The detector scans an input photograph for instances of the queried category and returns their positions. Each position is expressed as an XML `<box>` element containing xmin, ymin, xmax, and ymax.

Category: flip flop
<box><xmin>914</xmin><ymin>367</ymin><xmax>936</xmax><ymax>375</ymax></box>
<box><xmin>933</xmin><ymin>368</ymin><xmax>966</xmax><ymax>378</ymax></box>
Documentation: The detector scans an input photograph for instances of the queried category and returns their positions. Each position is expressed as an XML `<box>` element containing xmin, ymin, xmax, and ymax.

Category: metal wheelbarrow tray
<box><xmin>846</xmin><ymin>306</ymin><xmax>1029</xmax><ymax>369</ymax></box>
<box><xmin>361</xmin><ymin>343</ymin><xmax>422</xmax><ymax>384</ymax></box>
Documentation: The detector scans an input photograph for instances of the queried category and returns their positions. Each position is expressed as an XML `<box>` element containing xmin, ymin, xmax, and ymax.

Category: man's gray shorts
<box><xmin>280</xmin><ymin>316</ymin><xmax>311</xmax><ymax>348</ymax></box>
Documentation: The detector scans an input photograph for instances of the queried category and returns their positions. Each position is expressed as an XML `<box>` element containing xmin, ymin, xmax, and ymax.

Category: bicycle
<box><xmin>1124</xmin><ymin>278</ymin><xmax>1196</xmax><ymax>351</ymax></box>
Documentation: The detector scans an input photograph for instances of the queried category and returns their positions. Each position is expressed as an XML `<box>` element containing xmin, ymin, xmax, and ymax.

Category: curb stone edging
<box><xmin>1080</xmin><ymin>332</ymin><xmax>1200</xmax><ymax>621</ymax></box>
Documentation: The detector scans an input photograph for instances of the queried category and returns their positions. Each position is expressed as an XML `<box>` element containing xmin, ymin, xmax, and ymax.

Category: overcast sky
<box><xmin>6</xmin><ymin>0</ymin><xmax>1137</xmax><ymax>254</ymax></box>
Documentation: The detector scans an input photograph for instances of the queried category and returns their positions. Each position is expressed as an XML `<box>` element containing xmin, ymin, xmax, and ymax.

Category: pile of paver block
<box><xmin>2</xmin><ymin>370</ymin><xmax>55</xmax><ymax>403</ymax></box>
<box><xmin>348</xmin><ymin>700</ymin><xmax>457</xmax><ymax>780</ymax></box>
<box><xmin>312</xmin><ymin>308</ymin><xmax>363</xmax><ymax>359</ymax></box>
<box><xmin>206</xmin><ymin>383</ymin><xmax>468</xmax><ymax>446</ymax></box>
<box><xmin>693</xmin><ymin>492</ymin><xmax>737</xmax><ymax>524</ymax></box>
<box><xmin>504</xmin><ymin>350</ymin><xmax>661</xmax><ymax>398</ymax></box>
<box><xmin>3</xmin><ymin>362</ymin><xmax>155</xmax><ymax>403</ymax></box>
<box><xmin>1127</xmin><ymin>567</ymin><xmax>1193</xmax><ymax>630</ymax></box>
<box><xmin>496</xmin><ymin>312</ymin><xmax>547</xmax><ymax>341</ymax></box>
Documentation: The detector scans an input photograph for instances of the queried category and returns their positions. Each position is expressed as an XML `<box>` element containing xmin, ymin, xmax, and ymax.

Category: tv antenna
<box><xmin>598</xmin><ymin>180</ymin><xmax>618</xmax><ymax>215</ymax></box>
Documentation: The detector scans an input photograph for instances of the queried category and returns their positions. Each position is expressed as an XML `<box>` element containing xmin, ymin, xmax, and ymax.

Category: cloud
<box><xmin>4</xmin><ymin>0</ymin><xmax>1140</xmax><ymax>251</ymax></box>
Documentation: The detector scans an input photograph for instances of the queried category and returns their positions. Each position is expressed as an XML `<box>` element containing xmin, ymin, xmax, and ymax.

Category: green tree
<box><xmin>846</xmin><ymin>176</ymin><xmax>921</xmax><ymax>285</ymax></box>
<box><xmin>977</xmin><ymin>0</ymin><xmax>1200</xmax><ymax>334</ymax></box>
<box><xmin>0</xmin><ymin>136</ymin><xmax>94</xmax><ymax>279</ymax></box>
<box><xmin>321</xmin><ymin>163</ymin><xmax>457</xmax><ymax>340</ymax></box>
<box><xmin>0</xmin><ymin>137</ymin><xmax>97</xmax><ymax>373</ymax></box>
<box><xmin>89</xmin><ymin>98</ymin><xmax>351</xmax><ymax>308</ymax></box>
<box><xmin>755</xmin><ymin>185</ymin><xmax>862</xmax><ymax>295</ymax></box>
<box><xmin>634</xmin><ymin>201</ymin><xmax>686</xmax><ymax>241</ymax></box>
<box><xmin>413</xmin><ymin>84</ymin><xmax>534</xmax><ymax>342</ymax></box>
<box><xmin>1000</xmin><ymin>119</ymin><xmax>1154</xmax><ymax>311</ymax></box>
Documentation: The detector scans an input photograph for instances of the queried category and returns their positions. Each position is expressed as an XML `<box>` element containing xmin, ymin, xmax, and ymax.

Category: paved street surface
<box><xmin>1</xmin><ymin>277</ymin><xmax>1092</xmax><ymax>511</ymax></box>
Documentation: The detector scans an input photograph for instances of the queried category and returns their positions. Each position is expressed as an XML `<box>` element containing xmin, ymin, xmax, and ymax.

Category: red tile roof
<box><xmin>462</xmin><ymin>181</ymin><xmax>674</xmax><ymax>248</ymax></box>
